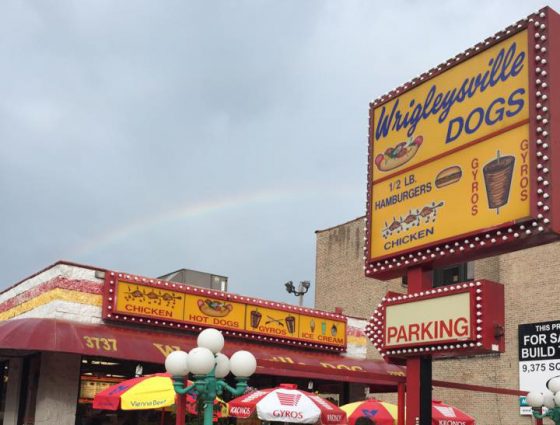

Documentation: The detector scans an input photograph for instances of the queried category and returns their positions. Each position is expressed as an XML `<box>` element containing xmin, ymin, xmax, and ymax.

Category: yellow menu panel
<box><xmin>116</xmin><ymin>281</ymin><xmax>185</xmax><ymax>320</ymax></box>
<box><xmin>184</xmin><ymin>295</ymin><xmax>246</xmax><ymax>330</ymax></box>
<box><xmin>370</xmin><ymin>124</ymin><xmax>530</xmax><ymax>258</ymax></box>
<box><xmin>113</xmin><ymin>280</ymin><xmax>346</xmax><ymax>348</ymax></box>
<box><xmin>244</xmin><ymin>306</ymin><xmax>299</xmax><ymax>338</ymax></box>
<box><xmin>299</xmin><ymin>315</ymin><xmax>346</xmax><ymax>346</ymax></box>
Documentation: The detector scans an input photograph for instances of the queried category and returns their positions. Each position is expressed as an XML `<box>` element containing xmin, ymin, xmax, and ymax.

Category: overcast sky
<box><xmin>0</xmin><ymin>0</ymin><xmax>556</xmax><ymax>306</ymax></box>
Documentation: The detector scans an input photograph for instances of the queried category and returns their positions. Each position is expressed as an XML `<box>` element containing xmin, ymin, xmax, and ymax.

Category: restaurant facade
<box><xmin>0</xmin><ymin>261</ymin><xmax>407</xmax><ymax>425</ymax></box>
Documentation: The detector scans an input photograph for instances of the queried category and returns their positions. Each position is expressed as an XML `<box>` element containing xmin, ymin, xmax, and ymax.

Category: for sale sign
<box><xmin>518</xmin><ymin>320</ymin><xmax>560</xmax><ymax>415</ymax></box>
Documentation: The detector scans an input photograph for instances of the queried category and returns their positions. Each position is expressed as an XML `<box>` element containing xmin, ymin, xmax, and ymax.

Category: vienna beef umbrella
<box><xmin>93</xmin><ymin>372</ymin><xmax>227</xmax><ymax>418</ymax></box>
<box><xmin>93</xmin><ymin>373</ymin><xmax>176</xmax><ymax>410</ymax></box>
<box><xmin>228</xmin><ymin>384</ymin><xmax>347</xmax><ymax>424</ymax></box>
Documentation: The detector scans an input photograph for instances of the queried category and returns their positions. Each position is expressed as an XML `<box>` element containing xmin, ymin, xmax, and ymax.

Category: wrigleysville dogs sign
<box><xmin>366</xmin><ymin>7</ymin><xmax>560</xmax><ymax>279</ymax></box>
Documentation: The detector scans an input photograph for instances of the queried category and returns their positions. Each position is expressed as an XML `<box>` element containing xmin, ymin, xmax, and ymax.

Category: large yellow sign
<box><xmin>114</xmin><ymin>281</ymin><xmax>346</xmax><ymax>348</ymax></box>
<box><xmin>369</xmin><ymin>30</ymin><xmax>530</xmax><ymax>260</ymax></box>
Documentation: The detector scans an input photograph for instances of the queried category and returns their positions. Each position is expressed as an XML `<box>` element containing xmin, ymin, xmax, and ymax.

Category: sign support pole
<box><xmin>398</xmin><ymin>383</ymin><xmax>406</xmax><ymax>425</ymax></box>
<box><xmin>406</xmin><ymin>267</ymin><xmax>433</xmax><ymax>425</ymax></box>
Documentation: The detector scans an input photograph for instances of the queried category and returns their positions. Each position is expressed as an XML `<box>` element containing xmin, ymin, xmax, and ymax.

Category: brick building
<box><xmin>315</xmin><ymin>216</ymin><xmax>560</xmax><ymax>425</ymax></box>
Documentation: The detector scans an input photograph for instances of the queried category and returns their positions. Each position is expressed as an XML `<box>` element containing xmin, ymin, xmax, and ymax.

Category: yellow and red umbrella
<box><xmin>93</xmin><ymin>373</ymin><xmax>176</xmax><ymax>411</ymax></box>
<box><xmin>340</xmin><ymin>399</ymin><xmax>397</xmax><ymax>425</ymax></box>
<box><xmin>341</xmin><ymin>400</ymin><xmax>476</xmax><ymax>425</ymax></box>
<box><xmin>93</xmin><ymin>372</ymin><xmax>228</xmax><ymax>418</ymax></box>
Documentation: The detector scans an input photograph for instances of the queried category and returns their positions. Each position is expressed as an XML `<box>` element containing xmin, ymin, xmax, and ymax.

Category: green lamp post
<box><xmin>527</xmin><ymin>376</ymin><xmax>560</xmax><ymax>425</ymax></box>
<box><xmin>165</xmin><ymin>328</ymin><xmax>257</xmax><ymax>425</ymax></box>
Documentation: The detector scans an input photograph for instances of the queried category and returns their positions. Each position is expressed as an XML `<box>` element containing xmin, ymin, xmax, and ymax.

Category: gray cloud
<box><xmin>0</xmin><ymin>0</ymin><xmax>554</xmax><ymax>305</ymax></box>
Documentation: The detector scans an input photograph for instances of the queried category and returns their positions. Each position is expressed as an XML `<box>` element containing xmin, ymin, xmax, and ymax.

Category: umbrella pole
<box><xmin>398</xmin><ymin>383</ymin><xmax>405</xmax><ymax>425</ymax></box>
<box><xmin>161</xmin><ymin>409</ymin><xmax>165</xmax><ymax>425</ymax></box>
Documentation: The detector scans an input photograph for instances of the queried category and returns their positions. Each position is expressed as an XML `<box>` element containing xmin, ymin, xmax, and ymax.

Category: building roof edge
<box><xmin>315</xmin><ymin>216</ymin><xmax>366</xmax><ymax>234</ymax></box>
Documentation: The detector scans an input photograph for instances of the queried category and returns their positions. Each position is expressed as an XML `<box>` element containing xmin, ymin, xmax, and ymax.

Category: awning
<box><xmin>0</xmin><ymin>318</ymin><xmax>404</xmax><ymax>387</ymax></box>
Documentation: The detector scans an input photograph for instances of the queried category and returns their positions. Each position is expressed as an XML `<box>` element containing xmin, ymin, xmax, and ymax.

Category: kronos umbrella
<box><xmin>228</xmin><ymin>383</ymin><xmax>347</xmax><ymax>425</ymax></box>
<box><xmin>431</xmin><ymin>400</ymin><xmax>475</xmax><ymax>425</ymax></box>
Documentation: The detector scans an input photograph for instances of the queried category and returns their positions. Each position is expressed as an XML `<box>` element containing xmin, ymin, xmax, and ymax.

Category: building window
<box><xmin>402</xmin><ymin>262</ymin><xmax>473</xmax><ymax>287</ymax></box>
<box><xmin>433</xmin><ymin>262</ymin><xmax>473</xmax><ymax>287</ymax></box>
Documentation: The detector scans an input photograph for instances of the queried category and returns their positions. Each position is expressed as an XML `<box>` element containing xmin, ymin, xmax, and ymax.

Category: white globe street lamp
<box><xmin>230</xmin><ymin>350</ymin><xmax>258</xmax><ymax>377</ymax></box>
<box><xmin>165</xmin><ymin>329</ymin><xmax>257</xmax><ymax>425</ymax></box>
<box><xmin>549</xmin><ymin>377</ymin><xmax>560</xmax><ymax>394</ymax></box>
<box><xmin>526</xmin><ymin>376</ymin><xmax>560</xmax><ymax>425</ymax></box>
<box><xmin>197</xmin><ymin>328</ymin><xmax>225</xmax><ymax>354</ymax></box>
<box><xmin>214</xmin><ymin>353</ymin><xmax>230</xmax><ymax>379</ymax></box>
<box><xmin>165</xmin><ymin>350</ymin><xmax>190</xmax><ymax>377</ymax></box>
<box><xmin>188</xmin><ymin>347</ymin><xmax>216</xmax><ymax>375</ymax></box>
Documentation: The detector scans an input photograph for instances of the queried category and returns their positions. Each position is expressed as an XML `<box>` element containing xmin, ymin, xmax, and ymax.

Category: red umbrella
<box><xmin>228</xmin><ymin>383</ymin><xmax>346</xmax><ymax>425</ymax></box>
<box><xmin>431</xmin><ymin>400</ymin><xmax>475</xmax><ymax>425</ymax></box>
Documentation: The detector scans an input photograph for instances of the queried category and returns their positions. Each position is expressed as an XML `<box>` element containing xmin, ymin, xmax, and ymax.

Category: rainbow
<box><xmin>71</xmin><ymin>184</ymin><xmax>361</xmax><ymax>257</ymax></box>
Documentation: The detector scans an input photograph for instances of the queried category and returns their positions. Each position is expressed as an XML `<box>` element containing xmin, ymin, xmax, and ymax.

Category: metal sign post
<box><xmin>405</xmin><ymin>267</ymin><xmax>432</xmax><ymax>425</ymax></box>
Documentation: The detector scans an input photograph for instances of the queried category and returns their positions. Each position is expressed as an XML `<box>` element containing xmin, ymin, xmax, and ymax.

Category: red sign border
<box><xmin>365</xmin><ymin>279</ymin><xmax>505</xmax><ymax>360</ymax></box>
<box><xmin>365</xmin><ymin>7</ymin><xmax>560</xmax><ymax>280</ymax></box>
<box><xmin>101</xmin><ymin>270</ymin><xmax>347</xmax><ymax>352</ymax></box>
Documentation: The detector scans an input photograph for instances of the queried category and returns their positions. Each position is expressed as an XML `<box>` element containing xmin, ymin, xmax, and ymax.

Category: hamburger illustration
<box><xmin>435</xmin><ymin>166</ymin><xmax>462</xmax><ymax>188</ymax></box>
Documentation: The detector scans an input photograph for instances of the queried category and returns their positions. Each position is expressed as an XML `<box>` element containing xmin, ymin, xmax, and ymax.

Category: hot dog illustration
<box><xmin>374</xmin><ymin>135</ymin><xmax>423</xmax><ymax>172</ymax></box>
<box><xmin>197</xmin><ymin>299</ymin><xmax>233</xmax><ymax>317</ymax></box>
